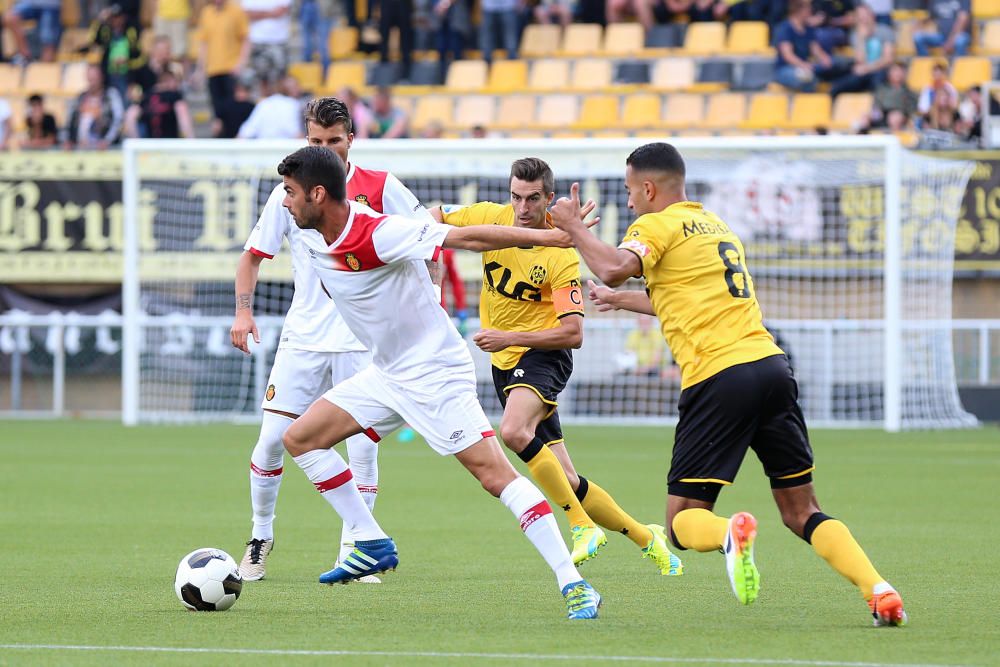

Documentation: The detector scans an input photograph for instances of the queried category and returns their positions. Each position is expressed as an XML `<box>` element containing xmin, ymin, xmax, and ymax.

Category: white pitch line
<box><xmin>0</xmin><ymin>644</ymin><xmax>978</xmax><ymax>667</ymax></box>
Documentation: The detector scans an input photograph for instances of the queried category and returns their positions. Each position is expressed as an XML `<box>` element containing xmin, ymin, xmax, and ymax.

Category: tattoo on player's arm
<box><xmin>425</xmin><ymin>259</ymin><xmax>443</xmax><ymax>285</ymax></box>
<box><xmin>237</xmin><ymin>293</ymin><xmax>253</xmax><ymax>311</ymax></box>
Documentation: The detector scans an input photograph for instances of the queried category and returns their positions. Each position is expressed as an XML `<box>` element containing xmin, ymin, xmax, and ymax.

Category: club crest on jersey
<box><xmin>265</xmin><ymin>384</ymin><xmax>276</xmax><ymax>401</ymax></box>
<box><xmin>345</xmin><ymin>252</ymin><xmax>362</xmax><ymax>271</ymax></box>
<box><xmin>528</xmin><ymin>265</ymin><xmax>547</xmax><ymax>285</ymax></box>
<box><xmin>355</xmin><ymin>194</ymin><xmax>369</xmax><ymax>205</ymax></box>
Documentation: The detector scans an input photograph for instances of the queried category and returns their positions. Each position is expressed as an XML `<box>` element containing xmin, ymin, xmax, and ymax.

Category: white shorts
<box><xmin>262</xmin><ymin>348</ymin><xmax>373</xmax><ymax>416</ymax></box>
<box><xmin>324</xmin><ymin>365</ymin><xmax>495</xmax><ymax>455</ymax></box>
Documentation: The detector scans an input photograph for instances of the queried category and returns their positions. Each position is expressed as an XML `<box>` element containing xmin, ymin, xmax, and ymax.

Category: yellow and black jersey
<box><xmin>619</xmin><ymin>201</ymin><xmax>783</xmax><ymax>389</ymax></box>
<box><xmin>440</xmin><ymin>202</ymin><xmax>584</xmax><ymax>370</ymax></box>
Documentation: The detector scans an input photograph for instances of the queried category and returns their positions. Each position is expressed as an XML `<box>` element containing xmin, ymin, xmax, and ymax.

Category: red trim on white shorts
<box><xmin>249</xmin><ymin>247</ymin><xmax>274</xmax><ymax>259</ymax></box>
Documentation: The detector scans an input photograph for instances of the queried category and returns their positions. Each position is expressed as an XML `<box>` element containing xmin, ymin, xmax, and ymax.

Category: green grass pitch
<box><xmin>1</xmin><ymin>421</ymin><xmax>998</xmax><ymax>666</ymax></box>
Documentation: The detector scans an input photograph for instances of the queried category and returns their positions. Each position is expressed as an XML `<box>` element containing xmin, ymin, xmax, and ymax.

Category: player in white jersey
<box><xmin>230</xmin><ymin>97</ymin><xmax>437</xmax><ymax>582</ymax></box>
<box><xmin>276</xmin><ymin>145</ymin><xmax>603</xmax><ymax>619</ymax></box>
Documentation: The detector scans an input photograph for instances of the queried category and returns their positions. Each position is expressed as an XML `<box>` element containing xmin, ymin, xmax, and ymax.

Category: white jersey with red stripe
<box><xmin>301</xmin><ymin>201</ymin><xmax>474</xmax><ymax>384</ymax></box>
<box><xmin>244</xmin><ymin>163</ymin><xmax>433</xmax><ymax>352</ymax></box>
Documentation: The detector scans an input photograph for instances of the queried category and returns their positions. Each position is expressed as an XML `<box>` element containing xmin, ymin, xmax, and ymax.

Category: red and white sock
<box><xmin>340</xmin><ymin>432</ymin><xmax>380</xmax><ymax>562</ymax></box>
<box><xmin>500</xmin><ymin>476</ymin><xmax>580</xmax><ymax>590</ymax></box>
<box><xmin>249</xmin><ymin>412</ymin><xmax>292</xmax><ymax>540</ymax></box>
<box><xmin>292</xmin><ymin>448</ymin><xmax>387</xmax><ymax>542</ymax></box>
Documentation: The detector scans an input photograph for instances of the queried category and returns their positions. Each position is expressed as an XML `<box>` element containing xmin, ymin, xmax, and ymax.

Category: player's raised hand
<box><xmin>230</xmin><ymin>311</ymin><xmax>260</xmax><ymax>355</ymax></box>
<box><xmin>551</xmin><ymin>182</ymin><xmax>599</xmax><ymax>231</ymax></box>
<box><xmin>587</xmin><ymin>279</ymin><xmax>618</xmax><ymax>312</ymax></box>
<box><xmin>473</xmin><ymin>328</ymin><xmax>511</xmax><ymax>352</ymax></box>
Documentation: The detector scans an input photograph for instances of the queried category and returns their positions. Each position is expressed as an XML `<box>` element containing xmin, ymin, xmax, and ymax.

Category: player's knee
<box><xmin>282</xmin><ymin>426</ymin><xmax>312</xmax><ymax>457</ymax></box>
<box><xmin>498</xmin><ymin>422</ymin><xmax>533</xmax><ymax>452</ymax></box>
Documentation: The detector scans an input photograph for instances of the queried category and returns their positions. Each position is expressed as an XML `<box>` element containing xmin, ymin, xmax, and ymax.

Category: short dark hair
<box><xmin>277</xmin><ymin>146</ymin><xmax>346</xmax><ymax>201</ymax></box>
<box><xmin>304</xmin><ymin>97</ymin><xmax>352</xmax><ymax>133</ymax></box>
<box><xmin>626</xmin><ymin>143</ymin><xmax>686</xmax><ymax>179</ymax></box>
<box><xmin>28</xmin><ymin>94</ymin><xmax>43</xmax><ymax>105</ymax></box>
<box><xmin>510</xmin><ymin>157</ymin><xmax>554</xmax><ymax>194</ymax></box>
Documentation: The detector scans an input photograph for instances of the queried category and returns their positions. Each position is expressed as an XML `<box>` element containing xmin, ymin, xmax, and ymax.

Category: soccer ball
<box><xmin>174</xmin><ymin>548</ymin><xmax>243</xmax><ymax>611</ymax></box>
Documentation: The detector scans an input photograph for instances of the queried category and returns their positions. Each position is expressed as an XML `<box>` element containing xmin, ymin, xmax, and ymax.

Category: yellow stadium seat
<box><xmin>951</xmin><ymin>56</ymin><xmax>993</xmax><ymax>90</ymax></box>
<box><xmin>329</xmin><ymin>26</ymin><xmax>359</xmax><ymax>60</ymax></box>
<box><xmin>0</xmin><ymin>64</ymin><xmax>22</xmax><ymax>93</ymax></box>
<box><xmin>650</xmin><ymin>58</ymin><xmax>696</xmax><ymax>91</ymax></box>
<box><xmin>701</xmin><ymin>92</ymin><xmax>747</xmax><ymax>130</ymax></box>
<box><xmin>550</xmin><ymin>130</ymin><xmax>589</xmax><ymax>138</ymax></box>
<box><xmin>452</xmin><ymin>95</ymin><xmax>496</xmax><ymax>129</ymax></box>
<box><xmin>906</xmin><ymin>57</ymin><xmax>938</xmax><ymax>91</ymax></box>
<box><xmin>830</xmin><ymin>92</ymin><xmax>873</xmax><ymax>130</ymax></box>
<box><xmin>493</xmin><ymin>95</ymin><xmax>538</xmax><ymax>130</ymax></box>
<box><xmin>574</xmin><ymin>94</ymin><xmax>620</xmax><ymax>129</ymax></box>
<box><xmin>661</xmin><ymin>93</ymin><xmax>704</xmax><ymax>129</ymax></box>
<box><xmin>445</xmin><ymin>59</ymin><xmax>488</xmax><ymax>91</ymax></box>
<box><xmin>602</xmin><ymin>23</ymin><xmax>645</xmax><ymax>56</ymax></box>
<box><xmin>682</xmin><ymin>22</ymin><xmax>726</xmax><ymax>56</ymax></box>
<box><xmin>785</xmin><ymin>93</ymin><xmax>832</xmax><ymax>130</ymax></box>
<box><xmin>981</xmin><ymin>21</ymin><xmax>1000</xmax><ymax>54</ymax></box>
<box><xmin>58</xmin><ymin>27</ymin><xmax>92</xmax><ymax>61</ymax></box>
<box><xmin>528</xmin><ymin>59</ymin><xmax>571</xmax><ymax>91</ymax></box>
<box><xmin>973</xmin><ymin>0</ymin><xmax>1000</xmax><ymax>17</ymax></box>
<box><xmin>486</xmin><ymin>60</ymin><xmax>528</xmax><ymax>93</ymax></box>
<box><xmin>289</xmin><ymin>62</ymin><xmax>323</xmax><ymax>93</ymax></box>
<box><xmin>741</xmin><ymin>93</ymin><xmax>789</xmax><ymax>130</ymax></box>
<box><xmin>21</xmin><ymin>63</ymin><xmax>63</xmax><ymax>95</ymax></box>
<box><xmin>60</xmin><ymin>0</ymin><xmax>80</xmax><ymax>27</ymax></box>
<box><xmin>61</xmin><ymin>61</ymin><xmax>89</xmax><ymax>96</ymax></box>
<box><xmin>534</xmin><ymin>94</ymin><xmax>579</xmax><ymax>129</ymax></box>
<box><xmin>570</xmin><ymin>59</ymin><xmax>613</xmax><ymax>91</ymax></box>
<box><xmin>324</xmin><ymin>62</ymin><xmax>367</xmax><ymax>93</ymax></box>
<box><xmin>5</xmin><ymin>96</ymin><xmax>26</xmax><ymax>133</ymax></box>
<box><xmin>521</xmin><ymin>24</ymin><xmax>562</xmax><ymax>58</ymax></box>
<box><xmin>726</xmin><ymin>22</ymin><xmax>770</xmax><ymax>55</ymax></box>
<box><xmin>411</xmin><ymin>95</ymin><xmax>454</xmax><ymax>132</ymax></box>
<box><xmin>560</xmin><ymin>23</ymin><xmax>602</xmax><ymax>56</ymax></box>
<box><xmin>621</xmin><ymin>93</ymin><xmax>663</xmax><ymax>129</ymax></box>
<box><xmin>894</xmin><ymin>20</ymin><xmax>917</xmax><ymax>56</ymax></box>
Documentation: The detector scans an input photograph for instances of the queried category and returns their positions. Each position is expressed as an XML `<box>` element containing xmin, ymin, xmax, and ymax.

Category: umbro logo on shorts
<box><xmin>449</xmin><ymin>430</ymin><xmax>464</xmax><ymax>440</ymax></box>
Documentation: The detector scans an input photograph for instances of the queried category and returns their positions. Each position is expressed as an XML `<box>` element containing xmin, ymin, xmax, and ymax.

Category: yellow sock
<box><xmin>578</xmin><ymin>478</ymin><xmax>652</xmax><ymax>548</ymax></box>
<box><xmin>810</xmin><ymin>519</ymin><xmax>883</xmax><ymax>599</ymax></box>
<box><xmin>671</xmin><ymin>508</ymin><xmax>728</xmax><ymax>552</ymax></box>
<box><xmin>524</xmin><ymin>446</ymin><xmax>592</xmax><ymax>529</ymax></box>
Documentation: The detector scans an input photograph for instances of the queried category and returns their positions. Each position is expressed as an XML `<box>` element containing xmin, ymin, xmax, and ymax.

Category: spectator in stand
<box><xmin>125</xmin><ymin>68</ymin><xmax>194</xmax><ymax>138</ymax></box>
<box><xmin>23</xmin><ymin>94</ymin><xmax>58</xmax><ymax>149</ymax></box>
<box><xmin>300</xmin><ymin>0</ymin><xmax>335</xmax><ymax>74</ymax></box>
<box><xmin>214</xmin><ymin>77</ymin><xmax>256</xmax><ymax>137</ymax></box>
<box><xmin>830</xmin><ymin>4</ymin><xmax>895</xmax><ymax>96</ymax></box>
<box><xmin>367</xmin><ymin>86</ymin><xmax>409</xmax><ymax>139</ymax></box>
<box><xmin>917</xmin><ymin>61</ymin><xmax>959</xmax><ymax>119</ymax></box>
<box><xmin>196</xmin><ymin>0</ymin><xmax>250</xmax><ymax>126</ymax></box>
<box><xmin>913</xmin><ymin>0</ymin><xmax>970</xmax><ymax>56</ymax></box>
<box><xmin>243</xmin><ymin>0</ymin><xmax>292</xmax><ymax>82</ymax></box>
<box><xmin>65</xmin><ymin>64</ymin><xmax>125</xmax><ymax>150</ymax></box>
<box><xmin>535</xmin><ymin>0</ymin><xmax>577</xmax><ymax>25</ymax></box>
<box><xmin>380</xmin><ymin>0</ymin><xmax>414</xmax><ymax>81</ymax></box>
<box><xmin>336</xmin><ymin>86</ymin><xmax>373</xmax><ymax>139</ymax></box>
<box><xmin>0</xmin><ymin>98</ymin><xmax>12</xmax><ymax>150</ymax></box>
<box><xmin>923</xmin><ymin>88</ymin><xmax>961</xmax><ymax>133</ymax></box>
<box><xmin>958</xmin><ymin>86</ymin><xmax>1000</xmax><ymax>145</ymax></box>
<box><xmin>480</xmin><ymin>0</ymin><xmax>519</xmax><ymax>63</ymax></box>
<box><xmin>425</xmin><ymin>0</ymin><xmax>470</xmax><ymax>80</ymax></box>
<box><xmin>2</xmin><ymin>0</ymin><xmax>61</xmax><ymax>63</ymax></box>
<box><xmin>238</xmin><ymin>74</ymin><xmax>304</xmax><ymax>138</ymax></box>
<box><xmin>131</xmin><ymin>35</ymin><xmax>176</xmax><ymax>98</ymax></box>
<box><xmin>91</xmin><ymin>4</ymin><xmax>145</xmax><ymax>101</ymax></box>
<box><xmin>439</xmin><ymin>248</ymin><xmax>468</xmax><ymax>336</ymax></box>
<box><xmin>153</xmin><ymin>0</ymin><xmax>191</xmax><ymax>61</ymax></box>
<box><xmin>773</xmin><ymin>0</ymin><xmax>851</xmax><ymax>92</ymax></box>
<box><xmin>606</xmin><ymin>0</ymin><xmax>674</xmax><ymax>31</ymax></box>
<box><xmin>811</xmin><ymin>0</ymin><xmax>856</xmax><ymax>54</ymax></box>
<box><xmin>866</xmin><ymin>62</ymin><xmax>918</xmax><ymax>127</ymax></box>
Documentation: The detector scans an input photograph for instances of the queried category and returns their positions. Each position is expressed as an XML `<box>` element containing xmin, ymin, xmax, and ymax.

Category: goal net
<box><xmin>122</xmin><ymin>136</ymin><xmax>977</xmax><ymax>430</ymax></box>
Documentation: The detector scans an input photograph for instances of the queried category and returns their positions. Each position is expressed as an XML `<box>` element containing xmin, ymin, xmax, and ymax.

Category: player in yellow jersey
<box><xmin>549</xmin><ymin>143</ymin><xmax>906</xmax><ymax>627</ymax></box>
<box><xmin>430</xmin><ymin>157</ymin><xmax>682</xmax><ymax>575</ymax></box>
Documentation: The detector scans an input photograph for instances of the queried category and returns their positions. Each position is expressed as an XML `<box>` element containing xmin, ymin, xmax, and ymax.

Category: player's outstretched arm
<box><xmin>442</xmin><ymin>224</ymin><xmax>573</xmax><ymax>252</ymax></box>
<box><xmin>550</xmin><ymin>183</ymin><xmax>641</xmax><ymax>287</ymax></box>
<box><xmin>588</xmin><ymin>279</ymin><xmax>656</xmax><ymax>316</ymax></box>
<box><xmin>230</xmin><ymin>250</ymin><xmax>263</xmax><ymax>354</ymax></box>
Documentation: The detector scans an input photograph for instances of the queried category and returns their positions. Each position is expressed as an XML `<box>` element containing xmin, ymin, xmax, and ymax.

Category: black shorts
<box><xmin>492</xmin><ymin>348</ymin><xmax>572</xmax><ymax>445</ymax></box>
<box><xmin>670</xmin><ymin>354</ymin><xmax>814</xmax><ymax>492</ymax></box>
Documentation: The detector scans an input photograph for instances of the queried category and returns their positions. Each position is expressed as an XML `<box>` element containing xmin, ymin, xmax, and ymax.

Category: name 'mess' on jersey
<box><xmin>618</xmin><ymin>201</ymin><xmax>783</xmax><ymax>389</ymax></box>
<box><xmin>243</xmin><ymin>163</ymin><xmax>433</xmax><ymax>353</ymax></box>
<box><xmin>440</xmin><ymin>202</ymin><xmax>584</xmax><ymax>370</ymax></box>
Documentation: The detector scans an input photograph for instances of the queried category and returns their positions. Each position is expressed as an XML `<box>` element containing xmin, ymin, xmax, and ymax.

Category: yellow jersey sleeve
<box><xmin>439</xmin><ymin>202</ymin><xmax>510</xmax><ymax>228</ymax></box>
<box><xmin>618</xmin><ymin>215</ymin><xmax>676</xmax><ymax>278</ymax></box>
<box><xmin>550</xmin><ymin>252</ymin><xmax>584</xmax><ymax>318</ymax></box>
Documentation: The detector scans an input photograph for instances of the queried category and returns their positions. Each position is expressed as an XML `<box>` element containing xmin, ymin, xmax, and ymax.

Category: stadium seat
<box><xmin>0</xmin><ymin>64</ymin><xmax>22</xmax><ymax>93</ymax></box>
<box><xmin>411</xmin><ymin>95</ymin><xmax>454</xmax><ymax>132</ymax></box>
<box><xmin>574</xmin><ymin>94</ymin><xmax>620</xmax><ymax>129</ymax></box>
<box><xmin>661</xmin><ymin>93</ymin><xmax>705</xmax><ymax>129</ymax></box>
<box><xmin>785</xmin><ymin>93</ymin><xmax>832</xmax><ymax>130</ymax></box>
<box><xmin>453</xmin><ymin>95</ymin><xmax>496</xmax><ymax>129</ymax></box>
<box><xmin>981</xmin><ymin>21</ymin><xmax>1000</xmax><ymax>54</ymax></box>
<box><xmin>521</xmin><ymin>24</ymin><xmax>562</xmax><ymax>58</ymax></box>
<box><xmin>324</xmin><ymin>62</ymin><xmax>367</xmax><ymax>93</ymax></box>
<box><xmin>741</xmin><ymin>93</ymin><xmax>789</xmax><ymax>129</ymax></box>
<box><xmin>973</xmin><ymin>0</ymin><xmax>1000</xmax><ymax>17</ymax></box>
<box><xmin>615</xmin><ymin>61</ymin><xmax>650</xmax><ymax>84</ymax></box>
<box><xmin>60</xmin><ymin>0</ymin><xmax>80</xmax><ymax>27</ymax></box>
<box><xmin>369</xmin><ymin>62</ymin><xmax>403</xmax><ymax>87</ymax></box>
<box><xmin>5</xmin><ymin>96</ymin><xmax>26</xmax><ymax>133</ymax></box>
<box><xmin>702</xmin><ymin>92</ymin><xmax>748</xmax><ymax>130</ymax></box>
<box><xmin>645</xmin><ymin>23</ymin><xmax>685</xmax><ymax>49</ymax></box>
<box><xmin>906</xmin><ymin>57</ymin><xmax>937</xmax><ymax>91</ymax></box>
<box><xmin>560</xmin><ymin>23</ymin><xmax>602</xmax><ymax>56</ymax></box>
<box><xmin>493</xmin><ymin>95</ymin><xmax>538</xmax><ymax>130</ymax></box>
<box><xmin>830</xmin><ymin>92</ymin><xmax>873</xmax><ymax>130</ymax></box>
<box><xmin>528</xmin><ymin>59</ymin><xmax>571</xmax><ymax>91</ymax></box>
<box><xmin>951</xmin><ymin>57</ymin><xmax>992</xmax><ymax>90</ymax></box>
<box><xmin>650</xmin><ymin>58</ymin><xmax>696</xmax><ymax>91</ymax></box>
<box><xmin>486</xmin><ymin>59</ymin><xmax>528</xmax><ymax>92</ymax></box>
<box><xmin>682</xmin><ymin>22</ymin><xmax>726</xmax><ymax>56</ymax></box>
<box><xmin>734</xmin><ymin>60</ymin><xmax>775</xmax><ymax>91</ymax></box>
<box><xmin>329</xmin><ymin>26</ymin><xmax>359</xmax><ymax>60</ymax></box>
<box><xmin>445</xmin><ymin>60</ymin><xmax>488</xmax><ymax>91</ymax></box>
<box><xmin>61</xmin><ymin>61</ymin><xmax>88</xmax><ymax>95</ymax></box>
<box><xmin>408</xmin><ymin>61</ymin><xmax>445</xmax><ymax>86</ymax></box>
<box><xmin>21</xmin><ymin>63</ymin><xmax>63</xmax><ymax>96</ymax></box>
<box><xmin>726</xmin><ymin>22</ymin><xmax>770</xmax><ymax>55</ymax></box>
<box><xmin>602</xmin><ymin>23</ymin><xmax>645</xmax><ymax>56</ymax></box>
<box><xmin>534</xmin><ymin>94</ymin><xmax>579</xmax><ymax>129</ymax></box>
<box><xmin>894</xmin><ymin>20</ymin><xmax>917</xmax><ymax>56</ymax></box>
<box><xmin>570</xmin><ymin>59</ymin><xmax>613</xmax><ymax>91</ymax></box>
<box><xmin>289</xmin><ymin>62</ymin><xmax>323</xmax><ymax>93</ymax></box>
<box><xmin>698</xmin><ymin>61</ymin><xmax>734</xmax><ymax>87</ymax></box>
<box><xmin>58</xmin><ymin>28</ymin><xmax>92</xmax><ymax>61</ymax></box>
<box><xmin>621</xmin><ymin>93</ymin><xmax>663</xmax><ymax>129</ymax></box>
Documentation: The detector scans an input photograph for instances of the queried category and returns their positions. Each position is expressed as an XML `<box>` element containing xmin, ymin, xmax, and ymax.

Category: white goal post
<box><xmin>121</xmin><ymin>136</ymin><xmax>977</xmax><ymax>431</ymax></box>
